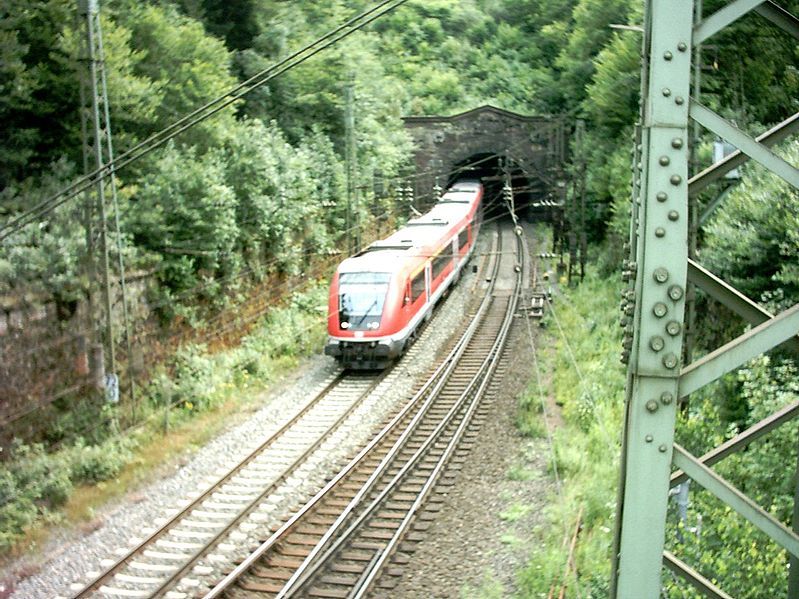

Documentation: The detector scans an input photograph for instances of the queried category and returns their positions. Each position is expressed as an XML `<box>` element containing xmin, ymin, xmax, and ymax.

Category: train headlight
<box><xmin>341</xmin><ymin>321</ymin><xmax>350</xmax><ymax>329</ymax></box>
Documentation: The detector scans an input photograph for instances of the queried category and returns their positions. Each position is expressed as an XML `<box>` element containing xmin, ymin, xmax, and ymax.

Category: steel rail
<box><xmin>332</xmin><ymin>226</ymin><xmax>524</xmax><ymax>599</ymax></box>
<box><xmin>147</xmin><ymin>373</ymin><xmax>387</xmax><ymax>597</ymax></box>
<box><xmin>203</xmin><ymin>223</ymin><xmax>507</xmax><ymax>598</ymax></box>
<box><xmin>71</xmin><ymin>370</ymin><xmax>386</xmax><ymax>598</ymax></box>
<box><xmin>345</xmin><ymin>236</ymin><xmax>522</xmax><ymax>597</ymax></box>
<box><xmin>263</xmin><ymin>225</ymin><xmax>521</xmax><ymax>597</ymax></box>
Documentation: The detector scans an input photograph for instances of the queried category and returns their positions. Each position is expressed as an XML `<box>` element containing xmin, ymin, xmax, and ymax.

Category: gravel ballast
<box><xmin>5</xmin><ymin>224</ymin><xmax>559</xmax><ymax>599</ymax></box>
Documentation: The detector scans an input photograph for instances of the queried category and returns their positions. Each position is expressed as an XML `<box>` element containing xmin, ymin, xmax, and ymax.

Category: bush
<box><xmin>68</xmin><ymin>438</ymin><xmax>134</xmax><ymax>484</ymax></box>
<box><xmin>0</xmin><ymin>470</ymin><xmax>36</xmax><ymax>551</ymax></box>
<box><xmin>8</xmin><ymin>443</ymin><xmax>73</xmax><ymax>509</ymax></box>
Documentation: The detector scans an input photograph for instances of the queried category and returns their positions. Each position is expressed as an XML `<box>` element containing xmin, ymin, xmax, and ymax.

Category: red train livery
<box><xmin>324</xmin><ymin>180</ymin><xmax>483</xmax><ymax>369</ymax></box>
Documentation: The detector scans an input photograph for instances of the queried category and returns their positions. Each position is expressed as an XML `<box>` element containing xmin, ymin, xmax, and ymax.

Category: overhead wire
<box><xmin>0</xmin><ymin>0</ymin><xmax>412</xmax><ymax>242</ymax></box>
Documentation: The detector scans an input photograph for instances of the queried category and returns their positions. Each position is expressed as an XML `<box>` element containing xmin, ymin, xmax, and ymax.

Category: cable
<box><xmin>0</xmin><ymin>0</ymin><xmax>412</xmax><ymax>241</ymax></box>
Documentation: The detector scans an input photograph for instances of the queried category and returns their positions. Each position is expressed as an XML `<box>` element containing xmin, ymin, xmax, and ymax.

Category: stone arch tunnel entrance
<box><xmin>447</xmin><ymin>152</ymin><xmax>541</xmax><ymax>222</ymax></box>
<box><xmin>403</xmin><ymin>105</ymin><xmax>568</xmax><ymax>223</ymax></box>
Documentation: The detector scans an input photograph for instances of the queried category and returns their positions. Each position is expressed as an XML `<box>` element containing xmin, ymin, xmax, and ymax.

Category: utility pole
<box><xmin>344</xmin><ymin>76</ymin><xmax>358</xmax><ymax>254</ymax></box>
<box><xmin>78</xmin><ymin>0</ymin><xmax>133</xmax><ymax>406</ymax></box>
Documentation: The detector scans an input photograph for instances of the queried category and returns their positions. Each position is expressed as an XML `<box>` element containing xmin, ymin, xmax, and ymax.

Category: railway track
<box><xmin>69</xmin><ymin>371</ymin><xmax>389</xmax><ymax>598</ymax></box>
<box><xmin>203</xmin><ymin>223</ymin><xmax>524</xmax><ymax>598</ymax></box>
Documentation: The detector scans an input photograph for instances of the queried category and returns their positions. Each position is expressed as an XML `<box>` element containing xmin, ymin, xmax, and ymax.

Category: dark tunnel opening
<box><xmin>446</xmin><ymin>153</ymin><xmax>551</xmax><ymax>224</ymax></box>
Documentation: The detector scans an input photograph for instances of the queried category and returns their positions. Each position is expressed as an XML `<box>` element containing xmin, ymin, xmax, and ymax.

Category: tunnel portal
<box><xmin>403</xmin><ymin>105</ymin><xmax>568</xmax><ymax>222</ymax></box>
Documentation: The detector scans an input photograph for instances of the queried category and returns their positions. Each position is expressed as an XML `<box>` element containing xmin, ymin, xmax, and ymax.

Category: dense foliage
<box><xmin>2</xmin><ymin>0</ymin><xmax>798</xmax><ymax>594</ymax></box>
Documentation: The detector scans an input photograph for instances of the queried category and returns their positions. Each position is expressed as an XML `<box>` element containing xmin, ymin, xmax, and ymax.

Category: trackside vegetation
<box><xmin>0</xmin><ymin>283</ymin><xmax>327</xmax><ymax>552</ymax></box>
<box><xmin>516</xmin><ymin>268</ymin><xmax>624</xmax><ymax>598</ymax></box>
<box><xmin>1</xmin><ymin>0</ymin><xmax>798</xmax><ymax>593</ymax></box>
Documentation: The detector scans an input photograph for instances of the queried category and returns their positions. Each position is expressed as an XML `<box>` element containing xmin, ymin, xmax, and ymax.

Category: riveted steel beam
<box><xmin>671</xmin><ymin>399</ymin><xmax>799</xmax><ymax>487</ymax></box>
<box><xmin>690</xmin><ymin>101</ymin><xmax>799</xmax><ymax>189</ymax></box>
<box><xmin>673</xmin><ymin>444</ymin><xmax>799</xmax><ymax>557</ymax></box>
<box><xmin>755</xmin><ymin>1</ymin><xmax>799</xmax><ymax>39</ymax></box>
<box><xmin>613</xmin><ymin>2</ymin><xmax>693</xmax><ymax>596</ymax></box>
<box><xmin>663</xmin><ymin>552</ymin><xmax>734</xmax><ymax>599</ymax></box>
<box><xmin>679</xmin><ymin>303</ymin><xmax>799</xmax><ymax>398</ymax></box>
<box><xmin>694</xmin><ymin>0</ymin><xmax>765</xmax><ymax>44</ymax></box>
<box><xmin>688</xmin><ymin>111</ymin><xmax>799</xmax><ymax>197</ymax></box>
<box><xmin>687</xmin><ymin>259</ymin><xmax>799</xmax><ymax>352</ymax></box>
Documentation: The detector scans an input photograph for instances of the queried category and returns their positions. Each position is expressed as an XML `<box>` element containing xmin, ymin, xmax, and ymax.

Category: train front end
<box><xmin>324</xmin><ymin>256</ymin><xmax>406</xmax><ymax>370</ymax></box>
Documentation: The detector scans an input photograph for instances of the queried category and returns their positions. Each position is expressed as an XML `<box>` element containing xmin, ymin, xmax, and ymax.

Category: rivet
<box><xmin>668</xmin><ymin>210</ymin><xmax>679</xmax><ymax>221</ymax></box>
<box><xmin>637</xmin><ymin>162</ymin><xmax>642</xmax><ymax>170</ymax></box>
<box><xmin>675</xmin><ymin>96</ymin><xmax>685</xmax><ymax>105</ymax></box>
<box><xmin>659</xmin><ymin>156</ymin><xmax>670</xmax><ymax>166</ymax></box>
<box><xmin>650</xmin><ymin>336</ymin><xmax>665</xmax><ymax>352</ymax></box>
<box><xmin>652</xmin><ymin>302</ymin><xmax>668</xmax><ymax>318</ymax></box>
<box><xmin>677</xmin><ymin>42</ymin><xmax>688</xmax><ymax>52</ymax></box>
<box><xmin>661</xmin><ymin>392</ymin><xmax>674</xmax><ymax>405</ymax></box>
<box><xmin>653</xmin><ymin>267</ymin><xmax>669</xmax><ymax>283</ymax></box>
<box><xmin>663</xmin><ymin>51</ymin><xmax>673</xmax><ymax>61</ymax></box>
<box><xmin>668</xmin><ymin>285</ymin><xmax>684</xmax><ymax>301</ymax></box>
<box><xmin>655</xmin><ymin>227</ymin><xmax>666</xmax><ymax>238</ymax></box>
<box><xmin>662</xmin><ymin>353</ymin><xmax>679</xmax><ymax>369</ymax></box>
<box><xmin>670</xmin><ymin>175</ymin><xmax>682</xmax><ymax>186</ymax></box>
<box><xmin>645</xmin><ymin>435</ymin><xmax>654</xmax><ymax>443</ymax></box>
<box><xmin>646</xmin><ymin>399</ymin><xmax>659</xmax><ymax>412</ymax></box>
<box><xmin>662</xmin><ymin>87</ymin><xmax>671</xmax><ymax>97</ymax></box>
<box><xmin>671</xmin><ymin>138</ymin><xmax>684</xmax><ymax>149</ymax></box>
<box><xmin>656</xmin><ymin>192</ymin><xmax>668</xmax><ymax>202</ymax></box>
<box><xmin>659</xmin><ymin>444</ymin><xmax>668</xmax><ymax>453</ymax></box>
<box><xmin>666</xmin><ymin>320</ymin><xmax>682</xmax><ymax>336</ymax></box>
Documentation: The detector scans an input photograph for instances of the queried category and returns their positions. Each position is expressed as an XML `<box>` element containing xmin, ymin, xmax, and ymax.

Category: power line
<box><xmin>0</xmin><ymin>0</ymin><xmax>411</xmax><ymax>242</ymax></box>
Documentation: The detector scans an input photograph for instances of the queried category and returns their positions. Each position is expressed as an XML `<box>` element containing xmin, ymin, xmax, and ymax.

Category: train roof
<box><xmin>337</xmin><ymin>182</ymin><xmax>481</xmax><ymax>275</ymax></box>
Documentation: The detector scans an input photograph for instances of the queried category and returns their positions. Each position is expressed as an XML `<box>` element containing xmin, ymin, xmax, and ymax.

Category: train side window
<box><xmin>458</xmin><ymin>229</ymin><xmax>469</xmax><ymax>250</ymax></box>
<box><xmin>432</xmin><ymin>250</ymin><xmax>452</xmax><ymax>280</ymax></box>
<box><xmin>411</xmin><ymin>271</ymin><xmax>425</xmax><ymax>302</ymax></box>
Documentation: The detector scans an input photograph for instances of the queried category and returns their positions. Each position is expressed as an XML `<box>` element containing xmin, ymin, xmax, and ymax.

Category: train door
<box><xmin>425</xmin><ymin>264</ymin><xmax>431</xmax><ymax>303</ymax></box>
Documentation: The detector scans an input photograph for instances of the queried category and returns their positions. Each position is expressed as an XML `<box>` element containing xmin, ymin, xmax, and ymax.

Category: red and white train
<box><xmin>324</xmin><ymin>180</ymin><xmax>483</xmax><ymax>369</ymax></box>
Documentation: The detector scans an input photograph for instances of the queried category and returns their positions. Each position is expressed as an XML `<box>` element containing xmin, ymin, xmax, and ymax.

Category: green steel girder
<box><xmin>679</xmin><ymin>302</ymin><xmax>799</xmax><ymax>398</ymax></box>
<box><xmin>694</xmin><ymin>0</ymin><xmax>765</xmax><ymax>44</ymax></box>
<box><xmin>673</xmin><ymin>444</ymin><xmax>799</xmax><ymax>556</ymax></box>
<box><xmin>690</xmin><ymin>101</ymin><xmax>799</xmax><ymax>189</ymax></box>
<box><xmin>687</xmin><ymin>258</ymin><xmax>799</xmax><ymax>352</ymax></box>
<box><xmin>688</xmin><ymin>111</ymin><xmax>799</xmax><ymax>197</ymax></box>
<box><xmin>615</xmin><ymin>1</ymin><xmax>799</xmax><ymax>597</ymax></box>
<box><xmin>662</xmin><ymin>552</ymin><xmax>734</xmax><ymax>599</ymax></box>
<box><xmin>613</xmin><ymin>2</ymin><xmax>693</xmax><ymax>596</ymax></box>
<box><xmin>671</xmin><ymin>399</ymin><xmax>799</xmax><ymax>487</ymax></box>
<box><xmin>755</xmin><ymin>1</ymin><xmax>799</xmax><ymax>39</ymax></box>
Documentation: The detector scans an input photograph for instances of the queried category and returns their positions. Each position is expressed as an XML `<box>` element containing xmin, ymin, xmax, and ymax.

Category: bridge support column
<box><xmin>612</xmin><ymin>1</ymin><xmax>693</xmax><ymax>596</ymax></box>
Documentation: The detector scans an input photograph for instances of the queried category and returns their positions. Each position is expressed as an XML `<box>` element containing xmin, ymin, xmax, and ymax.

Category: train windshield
<box><xmin>338</xmin><ymin>272</ymin><xmax>391</xmax><ymax>331</ymax></box>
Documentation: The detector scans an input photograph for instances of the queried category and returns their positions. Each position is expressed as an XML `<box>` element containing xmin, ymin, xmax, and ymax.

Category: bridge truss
<box><xmin>613</xmin><ymin>0</ymin><xmax>799</xmax><ymax>597</ymax></box>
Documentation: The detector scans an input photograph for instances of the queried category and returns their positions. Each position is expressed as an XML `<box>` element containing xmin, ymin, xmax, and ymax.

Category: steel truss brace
<box><xmin>680</xmin><ymin>302</ymin><xmax>799</xmax><ymax>398</ymax></box>
<box><xmin>755</xmin><ymin>1</ymin><xmax>799</xmax><ymax>39</ymax></box>
<box><xmin>688</xmin><ymin>112</ymin><xmax>799</xmax><ymax>197</ymax></box>
<box><xmin>663</xmin><ymin>552</ymin><xmax>733</xmax><ymax>599</ymax></box>
<box><xmin>673</xmin><ymin>444</ymin><xmax>799</xmax><ymax>556</ymax></box>
<box><xmin>687</xmin><ymin>259</ymin><xmax>799</xmax><ymax>352</ymax></box>
<box><xmin>694</xmin><ymin>0</ymin><xmax>799</xmax><ymax>43</ymax></box>
<box><xmin>690</xmin><ymin>101</ymin><xmax>799</xmax><ymax>190</ymax></box>
<box><xmin>694</xmin><ymin>0</ymin><xmax>766</xmax><ymax>44</ymax></box>
<box><xmin>672</xmin><ymin>399</ymin><xmax>799</xmax><ymax>487</ymax></box>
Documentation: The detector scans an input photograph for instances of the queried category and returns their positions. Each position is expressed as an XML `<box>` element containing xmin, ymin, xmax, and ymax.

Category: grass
<box><xmin>499</xmin><ymin>502</ymin><xmax>533</xmax><ymax>523</ymax></box>
<box><xmin>514</xmin><ymin>265</ymin><xmax>625</xmax><ymax>598</ymax></box>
